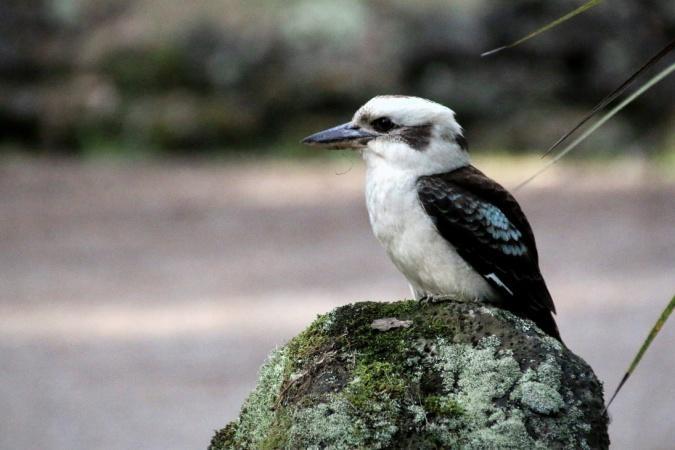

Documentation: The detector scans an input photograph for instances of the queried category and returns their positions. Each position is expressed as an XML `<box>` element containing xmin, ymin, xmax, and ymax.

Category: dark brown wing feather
<box><xmin>417</xmin><ymin>165</ymin><xmax>560</xmax><ymax>340</ymax></box>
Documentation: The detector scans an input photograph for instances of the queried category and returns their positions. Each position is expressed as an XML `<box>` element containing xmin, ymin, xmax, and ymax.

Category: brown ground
<box><xmin>1</xmin><ymin>157</ymin><xmax>673</xmax><ymax>450</ymax></box>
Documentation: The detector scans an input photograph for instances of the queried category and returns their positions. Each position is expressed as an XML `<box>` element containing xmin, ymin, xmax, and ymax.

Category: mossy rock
<box><xmin>209</xmin><ymin>299</ymin><xmax>609</xmax><ymax>449</ymax></box>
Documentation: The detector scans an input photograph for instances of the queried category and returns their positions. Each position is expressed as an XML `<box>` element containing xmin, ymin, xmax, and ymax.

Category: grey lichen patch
<box><xmin>422</xmin><ymin>336</ymin><xmax>535</xmax><ymax>448</ymax></box>
<box><xmin>512</xmin><ymin>356</ymin><xmax>565</xmax><ymax>415</ymax></box>
<box><xmin>229</xmin><ymin>348</ymin><xmax>290</xmax><ymax>449</ymax></box>
<box><xmin>210</xmin><ymin>299</ymin><xmax>609</xmax><ymax>449</ymax></box>
<box><xmin>519</xmin><ymin>381</ymin><xmax>564</xmax><ymax>414</ymax></box>
<box><xmin>464</xmin><ymin>410</ymin><xmax>536</xmax><ymax>450</ymax></box>
<box><xmin>287</xmin><ymin>395</ymin><xmax>370</xmax><ymax>448</ymax></box>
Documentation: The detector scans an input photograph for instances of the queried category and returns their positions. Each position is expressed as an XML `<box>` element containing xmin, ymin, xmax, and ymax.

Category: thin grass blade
<box><xmin>514</xmin><ymin>60</ymin><xmax>675</xmax><ymax>191</ymax></box>
<box><xmin>604</xmin><ymin>295</ymin><xmax>675</xmax><ymax>412</ymax></box>
<box><xmin>542</xmin><ymin>38</ymin><xmax>675</xmax><ymax>158</ymax></box>
<box><xmin>481</xmin><ymin>0</ymin><xmax>603</xmax><ymax>57</ymax></box>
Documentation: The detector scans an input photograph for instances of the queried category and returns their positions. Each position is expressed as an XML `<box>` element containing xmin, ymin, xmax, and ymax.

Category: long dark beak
<box><xmin>301</xmin><ymin>122</ymin><xmax>375</xmax><ymax>149</ymax></box>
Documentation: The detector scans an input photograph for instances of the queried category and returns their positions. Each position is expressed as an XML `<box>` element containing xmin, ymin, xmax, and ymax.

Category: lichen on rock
<box><xmin>209</xmin><ymin>299</ymin><xmax>609</xmax><ymax>449</ymax></box>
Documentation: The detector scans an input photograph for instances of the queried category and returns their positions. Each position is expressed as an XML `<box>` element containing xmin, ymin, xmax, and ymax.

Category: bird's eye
<box><xmin>371</xmin><ymin>117</ymin><xmax>396</xmax><ymax>133</ymax></box>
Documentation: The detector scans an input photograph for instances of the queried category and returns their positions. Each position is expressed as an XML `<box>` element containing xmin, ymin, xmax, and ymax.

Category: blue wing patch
<box><xmin>448</xmin><ymin>193</ymin><xmax>528</xmax><ymax>257</ymax></box>
<box><xmin>416</xmin><ymin>166</ymin><xmax>559</xmax><ymax>340</ymax></box>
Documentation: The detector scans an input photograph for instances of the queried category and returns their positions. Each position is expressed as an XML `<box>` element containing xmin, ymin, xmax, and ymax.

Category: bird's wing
<box><xmin>417</xmin><ymin>165</ymin><xmax>559</xmax><ymax>339</ymax></box>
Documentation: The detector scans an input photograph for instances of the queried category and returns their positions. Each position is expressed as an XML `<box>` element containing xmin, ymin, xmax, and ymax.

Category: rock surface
<box><xmin>209</xmin><ymin>299</ymin><xmax>609</xmax><ymax>449</ymax></box>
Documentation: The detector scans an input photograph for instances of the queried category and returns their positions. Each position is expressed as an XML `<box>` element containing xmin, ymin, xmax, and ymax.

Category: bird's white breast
<box><xmin>364</xmin><ymin>161</ymin><xmax>497</xmax><ymax>301</ymax></box>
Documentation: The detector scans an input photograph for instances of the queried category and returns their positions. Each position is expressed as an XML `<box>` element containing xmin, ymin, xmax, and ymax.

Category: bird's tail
<box><xmin>530</xmin><ymin>309</ymin><xmax>562</xmax><ymax>343</ymax></box>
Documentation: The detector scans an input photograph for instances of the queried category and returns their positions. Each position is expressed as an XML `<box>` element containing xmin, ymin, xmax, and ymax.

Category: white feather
<box><xmin>352</xmin><ymin>96</ymin><xmax>499</xmax><ymax>301</ymax></box>
<box><xmin>364</xmin><ymin>159</ymin><xmax>497</xmax><ymax>301</ymax></box>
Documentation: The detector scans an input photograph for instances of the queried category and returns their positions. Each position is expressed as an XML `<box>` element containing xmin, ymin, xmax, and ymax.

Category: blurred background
<box><xmin>1</xmin><ymin>1</ymin><xmax>674</xmax><ymax>449</ymax></box>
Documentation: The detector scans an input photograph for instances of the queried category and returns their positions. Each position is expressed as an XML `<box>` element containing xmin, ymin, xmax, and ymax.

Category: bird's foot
<box><xmin>417</xmin><ymin>295</ymin><xmax>432</xmax><ymax>306</ymax></box>
<box><xmin>418</xmin><ymin>294</ymin><xmax>455</xmax><ymax>305</ymax></box>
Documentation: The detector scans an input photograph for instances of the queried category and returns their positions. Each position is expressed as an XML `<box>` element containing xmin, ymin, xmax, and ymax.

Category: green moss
<box><xmin>207</xmin><ymin>422</ymin><xmax>236</xmax><ymax>450</ymax></box>
<box><xmin>329</xmin><ymin>301</ymin><xmax>418</xmax><ymax>359</ymax></box>
<box><xmin>328</xmin><ymin>301</ymin><xmax>417</xmax><ymax>338</ymax></box>
<box><xmin>285</xmin><ymin>312</ymin><xmax>331</xmax><ymax>369</ymax></box>
<box><xmin>345</xmin><ymin>361</ymin><xmax>406</xmax><ymax>408</ymax></box>
<box><xmin>423</xmin><ymin>395</ymin><xmax>464</xmax><ymax>417</ymax></box>
<box><xmin>259</xmin><ymin>411</ymin><xmax>291</xmax><ymax>450</ymax></box>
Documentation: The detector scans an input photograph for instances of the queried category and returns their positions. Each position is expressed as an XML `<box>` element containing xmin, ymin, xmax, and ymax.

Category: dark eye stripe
<box><xmin>400</xmin><ymin>124</ymin><xmax>432</xmax><ymax>151</ymax></box>
<box><xmin>456</xmin><ymin>134</ymin><xmax>468</xmax><ymax>152</ymax></box>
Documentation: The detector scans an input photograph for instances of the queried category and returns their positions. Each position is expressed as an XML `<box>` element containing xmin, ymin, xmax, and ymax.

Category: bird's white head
<box><xmin>302</xmin><ymin>95</ymin><xmax>469</xmax><ymax>176</ymax></box>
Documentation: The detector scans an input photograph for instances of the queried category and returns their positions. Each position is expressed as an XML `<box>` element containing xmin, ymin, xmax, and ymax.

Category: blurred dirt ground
<box><xmin>1</xmin><ymin>157</ymin><xmax>674</xmax><ymax>450</ymax></box>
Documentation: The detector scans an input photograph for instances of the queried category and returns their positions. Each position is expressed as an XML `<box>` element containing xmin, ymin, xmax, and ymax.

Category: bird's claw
<box><xmin>417</xmin><ymin>295</ymin><xmax>431</xmax><ymax>305</ymax></box>
<box><xmin>418</xmin><ymin>295</ymin><xmax>455</xmax><ymax>306</ymax></box>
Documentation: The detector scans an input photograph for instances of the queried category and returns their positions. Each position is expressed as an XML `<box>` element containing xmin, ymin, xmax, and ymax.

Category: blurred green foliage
<box><xmin>1</xmin><ymin>0</ymin><xmax>674</xmax><ymax>157</ymax></box>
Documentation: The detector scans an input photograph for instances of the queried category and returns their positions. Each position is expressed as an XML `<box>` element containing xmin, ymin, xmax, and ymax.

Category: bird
<box><xmin>301</xmin><ymin>95</ymin><xmax>561</xmax><ymax>341</ymax></box>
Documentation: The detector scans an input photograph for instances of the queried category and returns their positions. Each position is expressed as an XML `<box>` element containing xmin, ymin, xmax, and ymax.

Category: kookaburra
<box><xmin>302</xmin><ymin>95</ymin><xmax>560</xmax><ymax>341</ymax></box>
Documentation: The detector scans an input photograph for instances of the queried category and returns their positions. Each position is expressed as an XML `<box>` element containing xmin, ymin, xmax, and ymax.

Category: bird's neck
<box><xmin>363</xmin><ymin>153</ymin><xmax>470</xmax><ymax>182</ymax></box>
